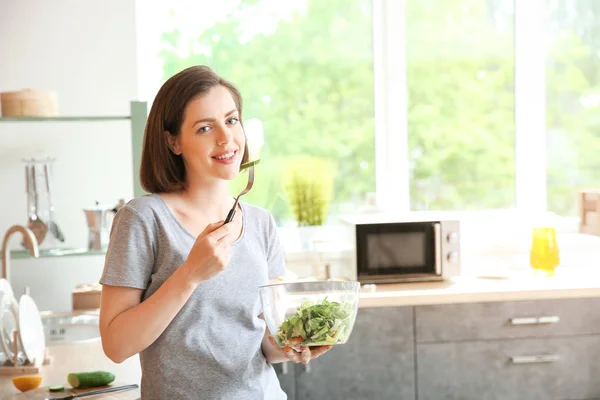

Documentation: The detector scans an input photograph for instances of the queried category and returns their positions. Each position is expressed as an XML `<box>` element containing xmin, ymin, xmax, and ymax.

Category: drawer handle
<box><xmin>282</xmin><ymin>362</ymin><xmax>289</xmax><ymax>375</ymax></box>
<box><xmin>510</xmin><ymin>354</ymin><xmax>560</xmax><ymax>364</ymax></box>
<box><xmin>509</xmin><ymin>316</ymin><xmax>560</xmax><ymax>325</ymax></box>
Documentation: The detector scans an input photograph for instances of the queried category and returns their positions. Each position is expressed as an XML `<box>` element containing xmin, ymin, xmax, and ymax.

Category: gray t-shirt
<box><xmin>99</xmin><ymin>194</ymin><xmax>287</xmax><ymax>400</ymax></box>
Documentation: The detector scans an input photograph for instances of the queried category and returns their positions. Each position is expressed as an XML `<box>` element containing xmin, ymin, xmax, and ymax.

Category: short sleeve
<box><xmin>266</xmin><ymin>213</ymin><xmax>286</xmax><ymax>280</ymax></box>
<box><xmin>99</xmin><ymin>205</ymin><xmax>155</xmax><ymax>289</ymax></box>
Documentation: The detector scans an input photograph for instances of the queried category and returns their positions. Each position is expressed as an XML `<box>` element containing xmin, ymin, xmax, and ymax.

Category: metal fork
<box><xmin>45</xmin><ymin>383</ymin><xmax>139</xmax><ymax>400</ymax></box>
<box><xmin>225</xmin><ymin>164</ymin><xmax>255</xmax><ymax>224</ymax></box>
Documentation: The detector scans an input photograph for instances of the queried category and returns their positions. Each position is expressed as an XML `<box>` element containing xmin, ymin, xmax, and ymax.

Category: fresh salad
<box><xmin>276</xmin><ymin>298</ymin><xmax>355</xmax><ymax>348</ymax></box>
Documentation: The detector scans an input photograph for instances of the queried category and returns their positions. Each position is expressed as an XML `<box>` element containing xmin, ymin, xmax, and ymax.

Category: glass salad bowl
<box><xmin>259</xmin><ymin>280</ymin><xmax>360</xmax><ymax>349</ymax></box>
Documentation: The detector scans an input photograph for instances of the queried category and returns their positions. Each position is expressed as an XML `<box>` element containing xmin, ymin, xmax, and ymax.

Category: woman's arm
<box><xmin>99</xmin><ymin>265</ymin><xmax>197</xmax><ymax>363</ymax></box>
<box><xmin>100</xmin><ymin>217</ymin><xmax>241</xmax><ymax>363</ymax></box>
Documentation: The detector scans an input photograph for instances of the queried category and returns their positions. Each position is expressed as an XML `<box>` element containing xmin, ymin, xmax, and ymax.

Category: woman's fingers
<box><xmin>282</xmin><ymin>346</ymin><xmax>298</xmax><ymax>361</ymax></box>
<box><xmin>285</xmin><ymin>346</ymin><xmax>313</xmax><ymax>364</ymax></box>
<box><xmin>308</xmin><ymin>345</ymin><xmax>332</xmax><ymax>358</ymax></box>
<box><xmin>272</xmin><ymin>337</ymin><xmax>333</xmax><ymax>364</ymax></box>
<box><xmin>300</xmin><ymin>347</ymin><xmax>311</xmax><ymax>363</ymax></box>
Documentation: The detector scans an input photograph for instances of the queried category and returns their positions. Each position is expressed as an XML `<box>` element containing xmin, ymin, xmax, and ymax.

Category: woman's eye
<box><xmin>198</xmin><ymin>126</ymin><xmax>210</xmax><ymax>133</ymax></box>
<box><xmin>227</xmin><ymin>117</ymin><xmax>239</xmax><ymax>125</ymax></box>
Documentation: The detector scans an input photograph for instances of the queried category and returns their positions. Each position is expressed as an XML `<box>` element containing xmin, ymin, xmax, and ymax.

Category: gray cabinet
<box><xmin>417</xmin><ymin>335</ymin><xmax>600</xmax><ymax>400</ymax></box>
<box><xmin>415</xmin><ymin>298</ymin><xmax>600</xmax><ymax>342</ymax></box>
<box><xmin>273</xmin><ymin>297</ymin><xmax>600</xmax><ymax>400</ymax></box>
<box><xmin>276</xmin><ymin>307</ymin><xmax>416</xmax><ymax>400</ymax></box>
<box><xmin>416</xmin><ymin>297</ymin><xmax>600</xmax><ymax>400</ymax></box>
<box><xmin>274</xmin><ymin>362</ymin><xmax>296</xmax><ymax>400</ymax></box>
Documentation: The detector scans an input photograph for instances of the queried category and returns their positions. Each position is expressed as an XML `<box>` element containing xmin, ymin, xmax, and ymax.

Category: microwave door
<box><xmin>367</xmin><ymin>231</ymin><xmax>428</xmax><ymax>271</ymax></box>
<box><xmin>370</xmin><ymin>236</ymin><xmax>399</xmax><ymax>268</ymax></box>
<box><xmin>357</xmin><ymin>221</ymin><xmax>441</xmax><ymax>280</ymax></box>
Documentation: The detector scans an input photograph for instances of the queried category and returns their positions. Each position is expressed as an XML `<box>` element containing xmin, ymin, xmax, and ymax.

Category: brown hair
<box><xmin>139</xmin><ymin>65</ymin><xmax>249</xmax><ymax>193</ymax></box>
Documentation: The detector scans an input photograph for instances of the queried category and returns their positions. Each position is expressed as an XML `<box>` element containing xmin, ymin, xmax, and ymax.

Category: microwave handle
<box><xmin>434</xmin><ymin>223</ymin><xmax>442</xmax><ymax>275</ymax></box>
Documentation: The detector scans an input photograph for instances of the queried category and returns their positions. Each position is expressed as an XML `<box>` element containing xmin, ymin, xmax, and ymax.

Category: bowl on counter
<box><xmin>259</xmin><ymin>280</ymin><xmax>360</xmax><ymax>349</ymax></box>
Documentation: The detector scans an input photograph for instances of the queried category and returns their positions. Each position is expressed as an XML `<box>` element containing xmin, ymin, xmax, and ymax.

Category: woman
<box><xmin>99</xmin><ymin>65</ymin><xmax>331</xmax><ymax>399</ymax></box>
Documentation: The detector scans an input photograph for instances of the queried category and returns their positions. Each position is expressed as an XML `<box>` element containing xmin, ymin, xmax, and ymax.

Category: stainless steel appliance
<box><xmin>343</xmin><ymin>215</ymin><xmax>461</xmax><ymax>283</ymax></box>
<box><xmin>83</xmin><ymin>200</ymin><xmax>124</xmax><ymax>251</ymax></box>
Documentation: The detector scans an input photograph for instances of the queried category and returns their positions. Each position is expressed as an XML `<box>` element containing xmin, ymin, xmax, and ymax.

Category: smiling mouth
<box><xmin>212</xmin><ymin>150</ymin><xmax>237</xmax><ymax>160</ymax></box>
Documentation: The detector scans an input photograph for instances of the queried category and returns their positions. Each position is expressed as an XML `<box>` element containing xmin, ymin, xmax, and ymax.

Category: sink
<box><xmin>40</xmin><ymin>311</ymin><xmax>100</xmax><ymax>345</ymax></box>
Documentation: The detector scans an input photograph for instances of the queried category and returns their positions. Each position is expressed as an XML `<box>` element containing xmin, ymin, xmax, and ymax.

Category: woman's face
<box><xmin>175</xmin><ymin>85</ymin><xmax>245</xmax><ymax>183</ymax></box>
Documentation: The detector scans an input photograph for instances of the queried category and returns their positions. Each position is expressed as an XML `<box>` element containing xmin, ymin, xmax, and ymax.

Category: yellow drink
<box><xmin>529</xmin><ymin>227</ymin><xmax>560</xmax><ymax>277</ymax></box>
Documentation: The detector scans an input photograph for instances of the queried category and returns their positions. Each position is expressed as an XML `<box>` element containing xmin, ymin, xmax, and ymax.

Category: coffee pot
<box><xmin>83</xmin><ymin>199</ymin><xmax>125</xmax><ymax>251</ymax></box>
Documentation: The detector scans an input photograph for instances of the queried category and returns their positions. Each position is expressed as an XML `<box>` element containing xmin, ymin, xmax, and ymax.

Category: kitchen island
<box><xmin>3</xmin><ymin>269</ymin><xmax>599</xmax><ymax>399</ymax></box>
<box><xmin>277</xmin><ymin>268</ymin><xmax>600</xmax><ymax>400</ymax></box>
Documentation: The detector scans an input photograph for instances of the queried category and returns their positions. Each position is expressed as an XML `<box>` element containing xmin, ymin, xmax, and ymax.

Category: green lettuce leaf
<box><xmin>276</xmin><ymin>298</ymin><xmax>354</xmax><ymax>347</ymax></box>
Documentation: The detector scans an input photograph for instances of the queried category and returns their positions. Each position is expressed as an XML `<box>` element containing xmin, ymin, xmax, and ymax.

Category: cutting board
<box><xmin>4</xmin><ymin>383</ymin><xmax>140</xmax><ymax>399</ymax></box>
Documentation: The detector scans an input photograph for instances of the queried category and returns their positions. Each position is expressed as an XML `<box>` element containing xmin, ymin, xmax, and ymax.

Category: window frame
<box><xmin>137</xmin><ymin>0</ymin><xmax>555</xmax><ymax>217</ymax></box>
<box><xmin>375</xmin><ymin>0</ymin><xmax>549</xmax><ymax>213</ymax></box>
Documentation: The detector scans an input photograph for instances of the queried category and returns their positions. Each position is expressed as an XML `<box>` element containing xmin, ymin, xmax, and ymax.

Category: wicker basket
<box><xmin>0</xmin><ymin>89</ymin><xmax>58</xmax><ymax>116</ymax></box>
<box><xmin>579</xmin><ymin>190</ymin><xmax>600</xmax><ymax>236</ymax></box>
<box><xmin>72</xmin><ymin>282</ymin><xmax>102</xmax><ymax>310</ymax></box>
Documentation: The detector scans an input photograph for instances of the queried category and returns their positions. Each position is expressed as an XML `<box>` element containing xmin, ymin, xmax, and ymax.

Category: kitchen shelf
<box><xmin>0</xmin><ymin>115</ymin><xmax>131</xmax><ymax>122</ymax></box>
<box><xmin>11</xmin><ymin>248</ymin><xmax>107</xmax><ymax>259</ymax></box>
<box><xmin>0</xmin><ymin>101</ymin><xmax>148</xmax><ymax>198</ymax></box>
<box><xmin>0</xmin><ymin>101</ymin><xmax>147</xmax><ymax>280</ymax></box>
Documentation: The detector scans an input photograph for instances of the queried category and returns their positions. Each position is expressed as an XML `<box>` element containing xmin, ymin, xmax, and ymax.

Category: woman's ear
<box><xmin>164</xmin><ymin>131</ymin><xmax>181</xmax><ymax>155</ymax></box>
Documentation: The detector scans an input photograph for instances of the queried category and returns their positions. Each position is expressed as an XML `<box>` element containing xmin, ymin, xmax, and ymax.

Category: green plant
<box><xmin>284</xmin><ymin>157</ymin><xmax>335</xmax><ymax>226</ymax></box>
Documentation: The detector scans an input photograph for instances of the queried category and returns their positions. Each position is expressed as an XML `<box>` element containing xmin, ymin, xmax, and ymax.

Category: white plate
<box><xmin>18</xmin><ymin>294</ymin><xmax>45</xmax><ymax>365</ymax></box>
<box><xmin>0</xmin><ymin>291</ymin><xmax>20</xmax><ymax>361</ymax></box>
<box><xmin>0</xmin><ymin>278</ymin><xmax>14</xmax><ymax>299</ymax></box>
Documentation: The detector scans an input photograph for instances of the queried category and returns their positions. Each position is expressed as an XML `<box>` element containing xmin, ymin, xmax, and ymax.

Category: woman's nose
<box><xmin>216</xmin><ymin>125</ymin><xmax>232</xmax><ymax>146</ymax></box>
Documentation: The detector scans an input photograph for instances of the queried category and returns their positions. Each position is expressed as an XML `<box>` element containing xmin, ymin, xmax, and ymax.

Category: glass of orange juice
<box><xmin>529</xmin><ymin>227</ymin><xmax>560</xmax><ymax>277</ymax></box>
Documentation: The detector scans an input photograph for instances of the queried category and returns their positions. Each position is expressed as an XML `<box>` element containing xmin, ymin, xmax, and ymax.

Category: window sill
<box><xmin>277</xmin><ymin>210</ymin><xmax>600</xmax><ymax>277</ymax></box>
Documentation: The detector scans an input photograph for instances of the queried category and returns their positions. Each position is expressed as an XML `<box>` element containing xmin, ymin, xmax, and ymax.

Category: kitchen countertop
<box><xmin>358</xmin><ymin>268</ymin><xmax>600</xmax><ymax>307</ymax></box>
<box><xmin>0</xmin><ymin>339</ymin><xmax>141</xmax><ymax>399</ymax></box>
<box><xmin>3</xmin><ymin>383</ymin><xmax>139</xmax><ymax>399</ymax></box>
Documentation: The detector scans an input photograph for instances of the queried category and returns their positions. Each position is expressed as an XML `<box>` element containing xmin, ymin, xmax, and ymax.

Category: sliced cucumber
<box><xmin>49</xmin><ymin>385</ymin><xmax>65</xmax><ymax>392</ymax></box>
<box><xmin>67</xmin><ymin>371</ymin><xmax>115</xmax><ymax>388</ymax></box>
<box><xmin>240</xmin><ymin>159</ymin><xmax>261</xmax><ymax>170</ymax></box>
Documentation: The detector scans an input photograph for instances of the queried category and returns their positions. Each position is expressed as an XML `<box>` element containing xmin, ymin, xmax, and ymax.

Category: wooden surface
<box><xmin>0</xmin><ymin>365</ymin><xmax>40</xmax><ymax>376</ymax></box>
<box><xmin>0</xmin><ymin>339</ymin><xmax>141</xmax><ymax>399</ymax></box>
<box><xmin>358</xmin><ymin>269</ymin><xmax>600</xmax><ymax>307</ymax></box>
<box><xmin>3</xmin><ymin>383</ymin><xmax>140</xmax><ymax>399</ymax></box>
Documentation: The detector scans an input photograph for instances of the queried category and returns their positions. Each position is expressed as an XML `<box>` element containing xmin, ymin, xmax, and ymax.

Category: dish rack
<box><xmin>0</xmin><ymin>283</ymin><xmax>49</xmax><ymax>375</ymax></box>
<box><xmin>0</xmin><ymin>331</ymin><xmax>46</xmax><ymax>376</ymax></box>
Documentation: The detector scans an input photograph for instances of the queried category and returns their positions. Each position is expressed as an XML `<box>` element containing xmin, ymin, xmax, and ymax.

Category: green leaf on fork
<box><xmin>240</xmin><ymin>159</ymin><xmax>261</xmax><ymax>171</ymax></box>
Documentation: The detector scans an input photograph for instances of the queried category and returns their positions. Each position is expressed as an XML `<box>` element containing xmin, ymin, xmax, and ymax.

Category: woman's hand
<box><xmin>183</xmin><ymin>219</ymin><xmax>241</xmax><ymax>285</ymax></box>
<box><xmin>267</xmin><ymin>336</ymin><xmax>332</xmax><ymax>364</ymax></box>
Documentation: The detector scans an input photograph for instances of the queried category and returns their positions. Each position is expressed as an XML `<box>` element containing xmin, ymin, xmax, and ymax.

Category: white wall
<box><xmin>0</xmin><ymin>0</ymin><xmax>139</xmax><ymax>311</ymax></box>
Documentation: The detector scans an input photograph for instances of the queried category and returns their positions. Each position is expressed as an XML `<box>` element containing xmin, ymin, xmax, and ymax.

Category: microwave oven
<box><xmin>342</xmin><ymin>216</ymin><xmax>461</xmax><ymax>284</ymax></box>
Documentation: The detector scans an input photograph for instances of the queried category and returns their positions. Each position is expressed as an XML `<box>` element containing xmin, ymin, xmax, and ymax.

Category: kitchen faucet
<box><xmin>1</xmin><ymin>224</ymin><xmax>40</xmax><ymax>282</ymax></box>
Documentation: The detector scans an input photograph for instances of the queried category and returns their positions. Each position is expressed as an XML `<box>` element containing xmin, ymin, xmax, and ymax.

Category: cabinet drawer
<box><xmin>416</xmin><ymin>298</ymin><xmax>600</xmax><ymax>342</ymax></box>
<box><xmin>417</xmin><ymin>335</ymin><xmax>600</xmax><ymax>400</ymax></box>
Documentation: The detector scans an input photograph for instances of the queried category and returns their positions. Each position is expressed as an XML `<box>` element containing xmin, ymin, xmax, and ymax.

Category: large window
<box><xmin>148</xmin><ymin>0</ymin><xmax>375</xmax><ymax>223</ymax></box>
<box><xmin>546</xmin><ymin>0</ymin><xmax>600</xmax><ymax>216</ymax></box>
<box><xmin>406</xmin><ymin>0</ymin><xmax>515</xmax><ymax>210</ymax></box>
<box><xmin>137</xmin><ymin>0</ymin><xmax>600</xmax><ymax>224</ymax></box>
